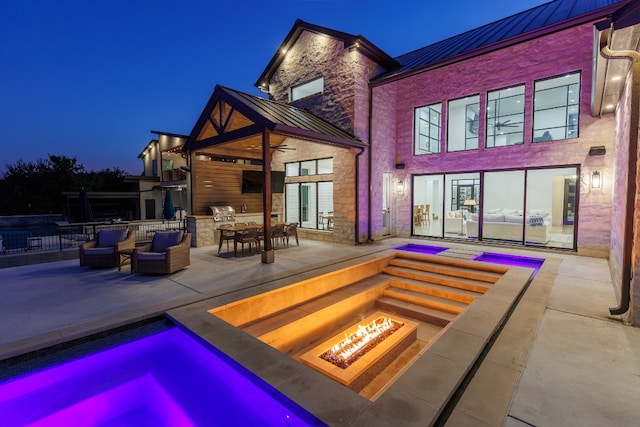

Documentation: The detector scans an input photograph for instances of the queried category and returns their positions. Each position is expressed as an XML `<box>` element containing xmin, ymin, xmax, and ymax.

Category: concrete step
<box><xmin>382</xmin><ymin>265</ymin><xmax>491</xmax><ymax>294</ymax></box>
<box><xmin>388</xmin><ymin>276</ymin><xmax>481</xmax><ymax>304</ymax></box>
<box><xmin>383</xmin><ymin>286</ymin><xmax>468</xmax><ymax>315</ymax></box>
<box><xmin>377</xmin><ymin>296</ymin><xmax>457</xmax><ymax>327</ymax></box>
<box><xmin>389</xmin><ymin>255</ymin><xmax>503</xmax><ymax>283</ymax></box>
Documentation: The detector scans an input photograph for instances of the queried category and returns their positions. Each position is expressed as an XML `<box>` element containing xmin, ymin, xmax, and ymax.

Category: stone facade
<box><xmin>270</xmin><ymin>138</ymin><xmax>358</xmax><ymax>245</ymax></box>
<box><xmin>371</xmin><ymin>24</ymin><xmax>615</xmax><ymax>257</ymax></box>
<box><xmin>267</xmin><ymin>29</ymin><xmax>387</xmax><ymax>244</ymax></box>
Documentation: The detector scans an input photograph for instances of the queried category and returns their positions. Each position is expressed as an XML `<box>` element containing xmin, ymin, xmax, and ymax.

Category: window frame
<box><xmin>486</xmin><ymin>84</ymin><xmax>525</xmax><ymax>148</ymax></box>
<box><xmin>447</xmin><ymin>95</ymin><xmax>480</xmax><ymax>152</ymax></box>
<box><xmin>290</xmin><ymin>76</ymin><xmax>324</xmax><ymax>102</ymax></box>
<box><xmin>533</xmin><ymin>71</ymin><xmax>581</xmax><ymax>143</ymax></box>
<box><xmin>414</xmin><ymin>103</ymin><xmax>442</xmax><ymax>155</ymax></box>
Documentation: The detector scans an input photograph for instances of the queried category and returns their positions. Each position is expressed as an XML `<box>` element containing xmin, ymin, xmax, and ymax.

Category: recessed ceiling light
<box><xmin>605</xmin><ymin>104</ymin><xmax>615</xmax><ymax>110</ymax></box>
<box><xmin>611</xmin><ymin>75</ymin><xmax>621</xmax><ymax>81</ymax></box>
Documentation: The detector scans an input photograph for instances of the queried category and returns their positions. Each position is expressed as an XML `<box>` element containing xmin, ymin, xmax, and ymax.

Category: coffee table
<box><xmin>117</xmin><ymin>248</ymin><xmax>135</xmax><ymax>273</ymax></box>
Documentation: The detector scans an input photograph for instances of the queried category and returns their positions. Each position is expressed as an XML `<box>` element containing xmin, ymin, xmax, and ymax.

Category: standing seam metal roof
<box><xmin>219</xmin><ymin>86</ymin><xmax>364</xmax><ymax>147</ymax></box>
<box><xmin>380</xmin><ymin>0</ymin><xmax>627</xmax><ymax>79</ymax></box>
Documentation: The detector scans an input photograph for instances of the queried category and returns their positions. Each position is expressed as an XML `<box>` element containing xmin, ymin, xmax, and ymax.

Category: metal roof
<box><xmin>184</xmin><ymin>85</ymin><xmax>365</xmax><ymax>151</ymax></box>
<box><xmin>376</xmin><ymin>0</ymin><xmax>628</xmax><ymax>82</ymax></box>
<box><xmin>221</xmin><ymin>86</ymin><xmax>363</xmax><ymax>145</ymax></box>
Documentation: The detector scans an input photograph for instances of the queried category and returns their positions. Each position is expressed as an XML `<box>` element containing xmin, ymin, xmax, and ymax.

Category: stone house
<box><xmin>170</xmin><ymin>0</ymin><xmax>640</xmax><ymax>323</ymax></box>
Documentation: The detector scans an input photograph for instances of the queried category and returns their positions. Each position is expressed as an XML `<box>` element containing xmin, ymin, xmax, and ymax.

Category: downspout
<box><xmin>599</xmin><ymin>26</ymin><xmax>640</xmax><ymax>316</ymax></box>
<box><xmin>355</xmin><ymin>146</ymin><xmax>365</xmax><ymax>244</ymax></box>
<box><xmin>367</xmin><ymin>82</ymin><xmax>374</xmax><ymax>243</ymax></box>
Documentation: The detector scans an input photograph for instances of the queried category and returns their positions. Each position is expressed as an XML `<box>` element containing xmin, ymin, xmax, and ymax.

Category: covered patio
<box><xmin>182</xmin><ymin>85</ymin><xmax>367</xmax><ymax>263</ymax></box>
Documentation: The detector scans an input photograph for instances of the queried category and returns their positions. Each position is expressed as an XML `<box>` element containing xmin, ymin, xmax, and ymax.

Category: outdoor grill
<box><xmin>209</xmin><ymin>206</ymin><xmax>236</xmax><ymax>222</ymax></box>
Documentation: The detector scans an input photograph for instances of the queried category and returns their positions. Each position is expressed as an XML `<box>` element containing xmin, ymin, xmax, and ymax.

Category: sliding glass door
<box><xmin>525</xmin><ymin>167</ymin><xmax>576</xmax><ymax>249</ymax></box>
<box><xmin>413</xmin><ymin>174</ymin><xmax>444</xmax><ymax>237</ymax></box>
<box><xmin>410</xmin><ymin>167</ymin><xmax>577</xmax><ymax>249</ymax></box>
<box><xmin>482</xmin><ymin>170</ymin><xmax>525</xmax><ymax>242</ymax></box>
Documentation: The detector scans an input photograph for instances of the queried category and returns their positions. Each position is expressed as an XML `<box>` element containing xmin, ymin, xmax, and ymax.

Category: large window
<box><xmin>291</xmin><ymin>77</ymin><xmax>324</xmax><ymax>102</ymax></box>
<box><xmin>285</xmin><ymin>158</ymin><xmax>334</xmax><ymax>230</ymax></box>
<box><xmin>447</xmin><ymin>96</ymin><xmax>479</xmax><ymax>152</ymax></box>
<box><xmin>414</xmin><ymin>103</ymin><xmax>441</xmax><ymax>154</ymax></box>
<box><xmin>411</xmin><ymin>168</ymin><xmax>577</xmax><ymax>249</ymax></box>
<box><xmin>486</xmin><ymin>85</ymin><xmax>524</xmax><ymax>147</ymax></box>
<box><xmin>533</xmin><ymin>72</ymin><xmax>580</xmax><ymax>142</ymax></box>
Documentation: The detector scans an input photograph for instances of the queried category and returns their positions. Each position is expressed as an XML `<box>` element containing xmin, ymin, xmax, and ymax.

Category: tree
<box><xmin>0</xmin><ymin>155</ymin><xmax>128</xmax><ymax>215</ymax></box>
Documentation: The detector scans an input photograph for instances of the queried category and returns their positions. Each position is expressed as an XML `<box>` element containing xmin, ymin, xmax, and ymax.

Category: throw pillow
<box><xmin>529</xmin><ymin>215</ymin><xmax>544</xmax><ymax>227</ymax></box>
<box><xmin>153</xmin><ymin>231</ymin><xmax>183</xmax><ymax>253</ymax></box>
<box><xmin>97</xmin><ymin>229</ymin><xmax>127</xmax><ymax>248</ymax></box>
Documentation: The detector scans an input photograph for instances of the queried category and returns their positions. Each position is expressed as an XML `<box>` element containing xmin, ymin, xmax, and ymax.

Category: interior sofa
<box><xmin>466</xmin><ymin>208</ymin><xmax>550</xmax><ymax>244</ymax></box>
<box><xmin>444</xmin><ymin>210</ymin><xmax>466</xmax><ymax>234</ymax></box>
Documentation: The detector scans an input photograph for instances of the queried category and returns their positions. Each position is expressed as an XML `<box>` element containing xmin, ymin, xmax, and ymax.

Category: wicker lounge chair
<box><xmin>132</xmin><ymin>231</ymin><xmax>191</xmax><ymax>274</ymax></box>
<box><xmin>79</xmin><ymin>228</ymin><xmax>135</xmax><ymax>268</ymax></box>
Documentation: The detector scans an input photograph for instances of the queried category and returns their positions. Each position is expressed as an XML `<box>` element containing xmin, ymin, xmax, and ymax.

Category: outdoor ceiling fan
<box><xmin>270</xmin><ymin>144</ymin><xmax>296</xmax><ymax>152</ymax></box>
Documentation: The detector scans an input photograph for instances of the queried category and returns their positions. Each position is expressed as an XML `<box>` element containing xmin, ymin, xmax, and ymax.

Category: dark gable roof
<box><xmin>374</xmin><ymin>0</ymin><xmax>628</xmax><ymax>83</ymax></box>
<box><xmin>255</xmin><ymin>19</ymin><xmax>399</xmax><ymax>89</ymax></box>
<box><xmin>222</xmin><ymin>86</ymin><xmax>364</xmax><ymax>147</ymax></box>
<box><xmin>185</xmin><ymin>85</ymin><xmax>365</xmax><ymax>150</ymax></box>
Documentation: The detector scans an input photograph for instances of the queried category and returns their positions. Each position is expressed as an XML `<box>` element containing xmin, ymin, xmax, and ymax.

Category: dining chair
<box><xmin>271</xmin><ymin>223</ymin><xmax>286</xmax><ymax>248</ymax></box>
<box><xmin>284</xmin><ymin>222</ymin><xmax>299</xmax><ymax>247</ymax></box>
<box><xmin>217</xmin><ymin>224</ymin><xmax>235</xmax><ymax>254</ymax></box>
<box><xmin>234</xmin><ymin>227</ymin><xmax>258</xmax><ymax>256</ymax></box>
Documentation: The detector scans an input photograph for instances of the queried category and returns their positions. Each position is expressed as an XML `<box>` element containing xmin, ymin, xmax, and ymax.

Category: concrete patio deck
<box><xmin>1</xmin><ymin>238</ymin><xmax>638</xmax><ymax>426</ymax></box>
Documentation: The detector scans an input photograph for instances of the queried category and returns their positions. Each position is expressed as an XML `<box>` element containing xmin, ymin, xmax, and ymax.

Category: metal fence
<box><xmin>0</xmin><ymin>220</ymin><xmax>187</xmax><ymax>255</ymax></box>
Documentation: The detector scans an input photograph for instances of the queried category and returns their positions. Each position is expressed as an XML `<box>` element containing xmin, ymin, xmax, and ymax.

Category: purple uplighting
<box><xmin>395</xmin><ymin>244</ymin><xmax>447</xmax><ymax>255</ymax></box>
<box><xmin>473</xmin><ymin>252</ymin><xmax>544</xmax><ymax>275</ymax></box>
<box><xmin>0</xmin><ymin>326</ymin><xmax>326</xmax><ymax>426</ymax></box>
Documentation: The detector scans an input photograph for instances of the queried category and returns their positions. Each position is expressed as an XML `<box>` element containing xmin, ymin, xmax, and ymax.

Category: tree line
<box><xmin>0</xmin><ymin>155</ymin><xmax>131</xmax><ymax>216</ymax></box>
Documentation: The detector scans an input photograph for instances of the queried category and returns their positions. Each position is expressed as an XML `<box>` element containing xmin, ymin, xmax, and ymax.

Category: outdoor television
<box><xmin>241</xmin><ymin>170</ymin><xmax>285</xmax><ymax>193</ymax></box>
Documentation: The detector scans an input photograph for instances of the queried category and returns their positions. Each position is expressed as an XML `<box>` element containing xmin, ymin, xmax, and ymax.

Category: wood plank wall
<box><xmin>192</xmin><ymin>160</ymin><xmax>283</xmax><ymax>216</ymax></box>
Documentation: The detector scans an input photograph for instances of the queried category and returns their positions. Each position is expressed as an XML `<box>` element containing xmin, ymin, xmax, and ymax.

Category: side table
<box><xmin>118</xmin><ymin>248</ymin><xmax>135</xmax><ymax>273</ymax></box>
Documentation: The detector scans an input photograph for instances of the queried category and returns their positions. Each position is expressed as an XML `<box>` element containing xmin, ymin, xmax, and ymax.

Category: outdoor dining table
<box><xmin>217</xmin><ymin>222</ymin><xmax>286</xmax><ymax>256</ymax></box>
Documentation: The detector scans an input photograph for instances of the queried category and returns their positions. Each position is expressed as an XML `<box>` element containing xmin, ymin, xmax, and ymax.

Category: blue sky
<box><xmin>1</xmin><ymin>0</ymin><xmax>549</xmax><ymax>175</ymax></box>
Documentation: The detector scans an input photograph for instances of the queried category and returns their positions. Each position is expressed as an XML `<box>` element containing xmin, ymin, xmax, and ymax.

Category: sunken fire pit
<box><xmin>300</xmin><ymin>312</ymin><xmax>418</xmax><ymax>392</ymax></box>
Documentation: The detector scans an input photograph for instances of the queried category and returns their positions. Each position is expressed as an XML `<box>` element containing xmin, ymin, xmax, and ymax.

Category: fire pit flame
<box><xmin>320</xmin><ymin>316</ymin><xmax>404</xmax><ymax>369</ymax></box>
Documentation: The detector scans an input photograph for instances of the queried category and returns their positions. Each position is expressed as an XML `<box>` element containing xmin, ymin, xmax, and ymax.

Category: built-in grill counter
<box><xmin>187</xmin><ymin>206</ymin><xmax>281</xmax><ymax>247</ymax></box>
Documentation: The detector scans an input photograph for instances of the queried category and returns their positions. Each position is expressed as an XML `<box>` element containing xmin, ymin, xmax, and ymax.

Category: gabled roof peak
<box><xmin>254</xmin><ymin>19</ymin><xmax>399</xmax><ymax>90</ymax></box>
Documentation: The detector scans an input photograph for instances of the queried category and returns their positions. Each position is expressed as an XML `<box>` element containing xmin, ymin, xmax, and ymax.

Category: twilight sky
<box><xmin>1</xmin><ymin>0</ymin><xmax>549</xmax><ymax>175</ymax></box>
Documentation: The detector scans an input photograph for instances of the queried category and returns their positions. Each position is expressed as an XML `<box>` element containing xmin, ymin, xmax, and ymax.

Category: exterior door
<box><xmin>382</xmin><ymin>173</ymin><xmax>391</xmax><ymax>235</ymax></box>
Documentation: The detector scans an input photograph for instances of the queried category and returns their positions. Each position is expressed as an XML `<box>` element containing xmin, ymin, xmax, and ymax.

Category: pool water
<box><xmin>395</xmin><ymin>243</ymin><xmax>447</xmax><ymax>255</ymax></box>
<box><xmin>473</xmin><ymin>252</ymin><xmax>544</xmax><ymax>276</ymax></box>
<box><xmin>0</xmin><ymin>325</ymin><xmax>326</xmax><ymax>427</ymax></box>
<box><xmin>395</xmin><ymin>243</ymin><xmax>544</xmax><ymax>276</ymax></box>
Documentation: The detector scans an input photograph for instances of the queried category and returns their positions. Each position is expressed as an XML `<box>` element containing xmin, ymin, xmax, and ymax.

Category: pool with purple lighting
<box><xmin>0</xmin><ymin>322</ymin><xmax>326</xmax><ymax>427</ymax></box>
<box><xmin>473</xmin><ymin>252</ymin><xmax>544</xmax><ymax>276</ymax></box>
<box><xmin>394</xmin><ymin>243</ymin><xmax>447</xmax><ymax>255</ymax></box>
<box><xmin>395</xmin><ymin>243</ymin><xmax>544</xmax><ymax>276</ymax></box>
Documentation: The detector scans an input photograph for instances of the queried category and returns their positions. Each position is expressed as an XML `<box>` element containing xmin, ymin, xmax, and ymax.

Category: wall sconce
<box><xmin>588</xmin><ymin>146</ymin><xmax>606</xmax><ymax>156</ymax></box>
<box><xmin>591</xmin><ymin>170</ymin><xmax>601</xmax><ymax>188</ymax></box>
<box><xmin>396</xmin><ymin>180</ymin><xmax>405</xmax><ymax>194</ymax></box>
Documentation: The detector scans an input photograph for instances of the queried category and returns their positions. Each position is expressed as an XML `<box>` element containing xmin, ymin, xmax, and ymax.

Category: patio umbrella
<box><xmin>77</xmin><ymin>188</ymin><xmax>93</xmax><ymax>222</ymax></box>
<box><xmin>163</xmin><ymin>190</ymin><xmax>175</xmax><ymax>220</ymax></box>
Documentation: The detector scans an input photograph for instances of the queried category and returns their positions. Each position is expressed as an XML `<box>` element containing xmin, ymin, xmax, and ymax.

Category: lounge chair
<box><xmin>132</xmin><ymin>231</ymin><xmax>191</xmax><ymax>274</ymax></box>
<box><xmin>79</xmin><ymin>229</ymin><xmax>135</xmax><ymax>268</ymax></box>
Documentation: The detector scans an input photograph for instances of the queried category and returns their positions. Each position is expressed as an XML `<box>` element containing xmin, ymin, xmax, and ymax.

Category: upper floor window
<box><xmin>486</xmin><ymin>85</ymin><xmax>524</xmax><ymax>147</ymax></box>
<box><xmin>533</xmin><ymin>72</ymin><xmax>580</xmax><ymax>142</ymax></box>
<box><xmin>414</xmin><ymin>103</ymin><xmax>441</xmax><ymax>154</ymax></box>
<box><xmin>447</xmin><ymin>95</ymin><xmax>479</xmax><ymax>152</ymax></box>
<box><xmin>285</xmin><ymin>158</ymin><xmax>333</xmax><ymax>176</ymax></box>
<box><xmin>290</xmin><ymin>77</ymin><xmax>324</xmax><ymax>102</ymax></box>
